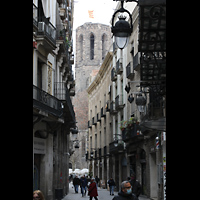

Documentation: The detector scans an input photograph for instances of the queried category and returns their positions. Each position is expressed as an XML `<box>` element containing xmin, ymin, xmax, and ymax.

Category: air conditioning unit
<box><xmin>38</xmin><ymin>22</ymin><xmax>45</xmax><ymax>32</ymax></box>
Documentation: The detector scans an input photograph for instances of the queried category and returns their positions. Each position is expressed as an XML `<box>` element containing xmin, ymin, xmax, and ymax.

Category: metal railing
<box><xmin>38</xmin><ymin>19</ymin><xmax>56</xmax><ymax>45</ymax></box>
<box><xmin>33</xmin><ymin>85</ymin><xmax>63</xmax><ymax>117</ymax></box>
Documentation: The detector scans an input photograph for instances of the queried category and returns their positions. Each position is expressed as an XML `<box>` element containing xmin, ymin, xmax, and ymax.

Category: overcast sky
<box><xmin>73</xmin><ymin>0</ymin><xmax>117</xmax><ymax>29</ymax></box>
<box><xmin>72</xmin><ymin>0</ymin><xmax>118</xmax><ymax>72</ymax></box>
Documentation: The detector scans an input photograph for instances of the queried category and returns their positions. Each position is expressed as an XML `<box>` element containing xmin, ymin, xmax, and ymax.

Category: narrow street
<box><xmin>62</xmin><ymin>182</ymin><xmax>150</xmax><ymax>200</ymax></box>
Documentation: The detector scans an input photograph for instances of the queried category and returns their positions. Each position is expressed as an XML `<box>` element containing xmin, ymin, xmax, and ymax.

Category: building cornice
<box><xmin>87</xmin><ymin>51</ymin><xmax>113</xmax><ymax>94</ymax></box>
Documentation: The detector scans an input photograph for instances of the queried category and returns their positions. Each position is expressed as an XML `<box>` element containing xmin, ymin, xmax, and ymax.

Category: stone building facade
<box><xmin>87</xmin><ymin>2</ymin><xmax>166</xmax><ymax>200</ymax></box>
<box><xmin>71</xmin><ymin>23</ymin><xmax>112</xmax><ymax>169</ymax></box>
<box><xmin>33</xmin><ymin>0</ymin><xmax>75</xmax><ymax>199</ymax></box>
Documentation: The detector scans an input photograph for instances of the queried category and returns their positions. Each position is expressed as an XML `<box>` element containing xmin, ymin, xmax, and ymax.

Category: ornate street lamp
<box><xmin>111</xmin><ymin>0</ymin><xmax>135</xmax><ymax>49</ymax></box>
<box><xmin>135</xmin><ymin>93</ymin><xmax>146</xmax><ymax>112</ymax></box>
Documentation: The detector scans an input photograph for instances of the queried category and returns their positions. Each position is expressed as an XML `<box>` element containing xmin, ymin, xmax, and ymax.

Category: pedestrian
<box><xmin>108</xmin><ymin>177</ymin><xmax>115</xmax><ymax>195</ymax></box>
<box><xmin>88</xmin><ymin>178</ymin><xmax>98</xmax><ymax>200</ymax></box>
<box><xmin>73</xmin><ymin>175</ymin><xmax>80</xmax><ymax>193</ymax></box>
<box><xmin>95</xmin><ymin>175</ymin><xmax>100</xmax><ymax>189</ymax></box>
<box><xmin>112</xmin><ymin>181</ymin><xmax>138</xmax><ymax>200</ymax></box>
<box><xmin>33</xmin><ymin>190</ymin><xmax>45</xmax><ymax>200</ymax></box>
<box><xmin>80</xmin><ymin>175</ymin><xmax>88</xmax><ymax>197</ymax></box>
<box><xmin>130</xmin><ymin>173</ymin><xmax>141</xmax><ymax>198</ymax></box>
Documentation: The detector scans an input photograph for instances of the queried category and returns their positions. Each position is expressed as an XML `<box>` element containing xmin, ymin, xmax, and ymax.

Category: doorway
<box><xmin>33</xmin><ymin>154</ymin><xmax>41</xmax><ymax>191</ymax></box>
<box><xmin>140</xmin><ymin>149</ymin><xmax>147</xmax><ymax>195</ymax></box>
<box><xmin>149</xmin><ymin>153</ymin><xmax>157</xmax><ymax>199</ymax></box>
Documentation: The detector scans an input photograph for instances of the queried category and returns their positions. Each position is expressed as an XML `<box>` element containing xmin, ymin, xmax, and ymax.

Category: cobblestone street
<box><xmin>62</xmin><ymin>182</ymin><xmax>151</xmax><ymax>200</ymax></box>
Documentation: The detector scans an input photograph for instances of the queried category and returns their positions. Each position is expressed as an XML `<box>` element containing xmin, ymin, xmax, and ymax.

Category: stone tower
<box><xmin>72</xmin><ymin>22</ymin><xmax>112</xmax><ymax>169</ymax></box>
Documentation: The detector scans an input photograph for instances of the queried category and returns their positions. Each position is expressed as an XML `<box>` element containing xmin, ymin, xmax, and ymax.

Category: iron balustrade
<box><xmin>38</xmin><ymin>19</ymin><xmax>56</xmax><ymax>46</ymax></box>
<box><xmin>115</xmin><ymin>94</ymin><xmax>124</xmax><ymax>110</ymax></box>
<box><xmin>141</xmin><ymin>97</ymin><xmax>166</xmax><ymax>121</ymax></box>
<box><xmin>33</xmin><ymin>85</ymin><xmax>63</xmax><ymax>117</ymax></box>
<box><xmin>54</xmin><ymin>82</ymin><xmax>75</xmax><ymax>123</ymax></box>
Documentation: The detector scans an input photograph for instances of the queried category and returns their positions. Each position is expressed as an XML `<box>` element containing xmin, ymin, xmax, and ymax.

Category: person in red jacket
<box><xmin>88</xmin><ymin>178</ymin><xmax>98</xmax><ymax>200</ymax></box>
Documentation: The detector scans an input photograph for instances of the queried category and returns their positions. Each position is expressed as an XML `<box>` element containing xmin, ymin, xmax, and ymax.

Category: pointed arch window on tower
<box><xmin>79</xmin><ymin>34</ymin><xmax>83</xmax><ymax>61</ymax></box>
<box><xmin>102</xmin><ymin>34</ymin><xmax>107</xmax><ymax>60</ymax></box>
<box><xmin>90</xmin><ymin>33</ymin><xmax>94</xmax><ymax>60</ymax></box>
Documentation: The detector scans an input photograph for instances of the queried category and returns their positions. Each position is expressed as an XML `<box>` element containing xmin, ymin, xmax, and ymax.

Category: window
<box><xmin>79</xmin><ymin>34</ymin><xmax>83</xmax><ymax>61</ymax></box>
<box><xmin>90</xmin><ymin>33</ymin><xmax>94</xmax><ymax>60</ymax></box>
<box><xmin>102</xmin><ymin>34</ymin><xmax>107</xmax><ymax>60</ymax></box>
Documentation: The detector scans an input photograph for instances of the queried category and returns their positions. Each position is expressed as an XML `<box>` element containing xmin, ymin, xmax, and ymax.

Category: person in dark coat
<box><xmin>80</xmin><ymin>175</ymin><xmax>88</xmax><ymax>197</ymax></box>
<box><xmin>112</xmin><ymin>181</ymin><xmax>138</xmax><ymax>200</ymax></box>
<box><xmin>73</xmin><ymin>176</ymin><xmax>80</xmax><ymax>193</ymax></box>
<box><xmin>108</xmin><ymin>177</ymin><xmax>116</xmax><ymax>195</ymax></box>
<box><xmin>88</xmin><ymin>178</ymin><xmax>98</xmax><ymax>200</ymax></box>
<box><xmin>130</xmin><ymin>173</ymin><xmax>141</xmax><ymax>198</ymax></box>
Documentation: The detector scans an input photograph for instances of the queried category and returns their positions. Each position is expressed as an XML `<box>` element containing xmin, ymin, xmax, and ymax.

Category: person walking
<box><xmin>88</xmin><ymin>178</ymin><xmax>98</xmax><ymax>200</ymax></box>
<box><xmin>95</xmin><ymin>175</ymin><xmax>100</xmax><ymax>189</ymax></box>
<box><xmin>112</xmin><ymin>181</ymin><xmax>138</xmax><ymax>200</ymax></box>
<box><xmin>73</xmin><ymin>176</ymin><xmax>80</xmax><ymax>193</ymax></box>
<box><xmin>130</xmin><ymin>173</ymin><xmax>141</xmax><ymax>198</ymax></box>
<box><xmin>33</xmin><ymin>190</ymin><xmax>45</xmax><ymax>200</ymax></box>
<box><xmin>80</xmin><ymin>175</ymin><xmax>88</xmax><ymax>197</ymax></box>
<box><xmin>108</xmin><ymin>177</ymin><xmax>115</xmax><ymax>196</ymax></box>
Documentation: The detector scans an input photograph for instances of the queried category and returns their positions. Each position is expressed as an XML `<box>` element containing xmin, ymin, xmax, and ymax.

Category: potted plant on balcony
<box><xmin>126</xmin><ymin>117</ymin><xmax>139</xmax><ymax>137</ymax></box>
<box><xmin>119</xmin><ymin>120</ymin><xmax>127</xmax><ymax>131</ymax></box>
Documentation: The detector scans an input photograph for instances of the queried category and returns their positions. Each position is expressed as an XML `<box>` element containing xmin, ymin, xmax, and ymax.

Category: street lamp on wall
<box><xmin>111</xmin><ymin>0</ymin><xmax>134</xmax><ymax>49</ymax></box>
<box><xmin>135</xmin><ymin>93</ymin><xmax>146</xmax><ymax>112</ymax></box>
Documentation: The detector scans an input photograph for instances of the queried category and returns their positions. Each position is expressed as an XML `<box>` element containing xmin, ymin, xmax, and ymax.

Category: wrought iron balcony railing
<box><xmin>33</xmin><ymin>85</ymin><xmax>63</xmax><ymax>117</ymax></box>
<box><xmin>38</xmin><ymin>18</ymin><xmax>56</xmax><ymax>47</ymax></box>
<box><xmin>54</xmin><ymin>82</ymin><xmax>75</xmax><ymax>123</ymax></box>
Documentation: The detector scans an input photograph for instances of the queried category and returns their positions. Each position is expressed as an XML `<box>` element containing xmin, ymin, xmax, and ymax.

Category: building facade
<box><xmin>33</xmin><ymin>0</ymin><xmax>75</xmax><ymax>199</ymax></box>
<box><xmin>87</xmin><ymin>1</ymin><xmax>166</xmax><ymax>200</ymax></box>
<box><xmin>71</xmin><ymin>22</ymin><xmax>112</xmax><ymax>170</ymax></box>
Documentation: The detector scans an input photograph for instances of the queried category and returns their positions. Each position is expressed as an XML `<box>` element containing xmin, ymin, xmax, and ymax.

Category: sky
<box><xmin>73</xmin><ymin>0</ymin><xmax>118</xmax><ymax>29</ymax></box>
<box><xmin>72</xmin><ymin>0</ymin><xmax>119</xmax><ymax>72</ymax></box>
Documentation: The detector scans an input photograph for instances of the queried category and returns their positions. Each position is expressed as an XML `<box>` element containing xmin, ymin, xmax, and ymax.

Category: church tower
<box><xmin>72</xmin><ymin>22</ymin><xmax>112</xmax><ymax>169</ymax></box>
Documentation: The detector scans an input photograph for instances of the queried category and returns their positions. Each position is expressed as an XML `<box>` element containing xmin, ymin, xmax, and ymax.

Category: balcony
<box><xmin>110</xmin><ymin>100</ymin><xmax>117</xmax><ymax>115</ymax></box>
<box><xmin>115</xmin><ymin>94</ymin><xmax>124</xmax><ymax>110</ymax></box>
<box><xmin>92</xmin><ymin>115</ymin><xmax>97</xmax><ymax>125</ymax></box>
<box><xmin>97</xmin><ymin>112</ymin><xmax>101</xmax><ymax>122</ymax></box>
<box><xmin>133</xmin><ymin>52</ymin><xmax>140</xmax><ymax>71</ymax></box>
<box><xmin>33</xmin><ymin>85</ymin><xmax>63</xmax><ymax>118</ymax></box>
<box><xmin>101</xmin><ymin>106</ymin><xmax>106</xmax><ymax>118</ymax></box>
<box><xmin>140</xmin><ymin>97</ymin><xmax>166</xmax><ymax>132</ymax></box>
<box><xmin>122</xmin><ymin>124</ymin><xmax>143</xmax><ymax>143</ymax></box>
<box><xmin>116</xmin><ymin>58</ymin><xmax>123</xmax><ymax>74</ymax></box>
<box><xmin>37</xmin><ymin>19</ymin><xmax>56</xmax><ymax>51</ymax></box>
<box><xmin>111</xmin><ymin>68</ymin><xmax>117</xmax><ymax>82</ymax></box>
<box><xmin>88</xmin><ymin>120</ymin><xmax>92</xmax><ymax>128</ymax></box>
<box><xmin>59</xmin><ymin>3</ymin><xmax>67</xmax><ymax>20</ymax></box>
<box><xmin>54</xmin><ymin>82</ymin><xmax>75</xmax><ymax>123</ymax></box>
<box><xmin>126</xmin><ymin>62</ymin><xmax>134</xmax><ymax>79</ymax></box>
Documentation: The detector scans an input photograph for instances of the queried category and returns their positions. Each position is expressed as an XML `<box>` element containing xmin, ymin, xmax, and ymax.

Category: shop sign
<box><xmin>34</xmin><ymin>137</ymin><xmax>46</xmax><ymax>154</ymax></box>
